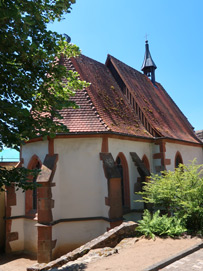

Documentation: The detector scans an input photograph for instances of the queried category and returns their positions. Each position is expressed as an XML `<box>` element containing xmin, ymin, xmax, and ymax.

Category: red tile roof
<box><xmin>59</xmin><ymin>57</ymin><xmax>108</xmax><ymax>133</ymax></box>
<box><xmin>107</xmin><ymin>55</ymin><xmax>199</xmax><ymax>143</ymax></box>
<box><xmin>59</xmin><ymin>54</ymin><xmax>200</xmax><ymax>144</ymax></box>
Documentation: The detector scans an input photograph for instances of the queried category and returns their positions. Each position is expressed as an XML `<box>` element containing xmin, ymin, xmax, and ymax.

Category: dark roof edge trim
<box><xmin>55</xmin><ymin>131</ymin><xmax>153</xmax><ymax>140</ymax></box>
<box><xmin>25</xmin><ymin>132</ymin><xmax>202</xmax><ymax>146</ymax></box>
<box><xmin>154</xmin><ymin>136</ymin><xmax>203</xmax><ymax>146</ymax></box>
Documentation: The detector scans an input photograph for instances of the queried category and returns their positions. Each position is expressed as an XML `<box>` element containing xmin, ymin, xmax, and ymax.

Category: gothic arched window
<box><xmin>116</xmin><ymin>153</ymin><xmax>130</xmax><ymax>210</ymax></box>
<box><xmin>26</xmin><ymin>155</ymin><xmax>42</xmax><ymax>217</ymax></box>
<box><xmin>175</xmin><ymin>151</ymin><xmax>183</xmax><ymax>168</ymax></box>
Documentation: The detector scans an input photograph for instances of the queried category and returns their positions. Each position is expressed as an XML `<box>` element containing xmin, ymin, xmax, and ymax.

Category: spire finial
<box><xmin>141</xmin><ymin>40</ymin><xmax>157</xmax><ymax>85</ymax></box>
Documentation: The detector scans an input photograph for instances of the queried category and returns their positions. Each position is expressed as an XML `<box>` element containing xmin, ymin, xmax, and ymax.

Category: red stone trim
<box><xmin>27</xmin><ymin>155</ymin><xmax>42</xmax><ymax>170</ymax></box>
<box><xmin>165</xmin><ymin>159</ymin><xmax>171</xmax><ymax>166</ymax></box>
<box><xmin>100</xmin><ymin>153</ymin><xmax>123</xmax><ymax>228</ymax></box>
<box><xmin>36</xmin><ymin>154</ymin><xmax>58</xmax><ymax>263</ymax></box>
<box><xmin>48</xmin><ymin>138</ymin><xmax>54</xmax><ymax>156</ymax></box>
<box><xmin>37</xmin><ymin>226</ymin><xmax>52</xmax><ymax>263</ymax></box>
<box><xmin>105</xmin><ymin>197</ymin><xmax>110</xmax><ymax>206</ymax></box>
<box><xmin>37</xmin><ymin>185</ymin><xmax>53</xmax><ymax>224</ymax></box>
<box><xmin>108</xmin><ymin>177</ymin><xmax>123</xmax><ymax>220</ymax></box>
<box><xmin>4</xmin><ymin>158</ymin><xmax>24</xmax><ymax>252</ymax></box>
<box><xmin>116</xmin><ymin>152</ymin><xmax>130</xmax><ymax>209</ymax></box>
<box><xmin>7</xmin><ymin>232</ymin><xmax>18</xmax><ymax>242</ymax></box>
<box><xmin>26</xmin><ymin>155</ymin><xmax>42</xmax><ymax>218</ymax></box>
<box><xmin>153</xmin><ymin>140</ymin><xmax>171</xmax><ymax>172</ymax></box>
<box><xmin>5</xmin><ymin>184</ymin><xmax>17</xmax><ymax>253</ymax></box>
<box><xmin>101</xmin><ymin>136</ymin><xmax>109</xmax><ymax>153</ymax></box>
<box><xmin>142</xmin><ymin>154</ymin><xmax>150</xmax><ymax>172</ymax></box>
<box><xmin>153</xmin><ymin>153</ymin><xmax>162</xmax><ymax>159</ymax></box>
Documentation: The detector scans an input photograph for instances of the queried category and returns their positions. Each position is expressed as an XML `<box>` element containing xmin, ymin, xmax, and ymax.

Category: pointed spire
<box><xmin>141</xmin><ymin>40</ymin><xmax>157</xmax><ymax>85</ymax></box>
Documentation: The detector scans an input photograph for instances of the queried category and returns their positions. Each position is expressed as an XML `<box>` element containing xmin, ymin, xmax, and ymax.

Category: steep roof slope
<box><xmin>58</xmin><ymin>57</ymin><xmax>108</xmax><ymax>133</ymax></box>
<box><xmin>107</xmin><ymin>55</ymin><xmax>200</xmax><ymax>143</ymax></box>
<box><xmin>61</xmin><ymin>54</ymin><xmax>152</xmax><ymax>138</ymax></box>
<box><xmin>59</xmin><ymin>53</ymin><xmax>200</xmax><ymax>144</ymax></box>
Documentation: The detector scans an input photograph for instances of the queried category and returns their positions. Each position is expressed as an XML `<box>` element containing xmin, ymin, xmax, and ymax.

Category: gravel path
<box><xmin>0</xmin><ymin>237</ymin><xmax>202</xmax><ymax>271</ymax></box>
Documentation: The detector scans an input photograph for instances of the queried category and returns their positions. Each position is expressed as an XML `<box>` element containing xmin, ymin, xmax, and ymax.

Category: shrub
<box><xmin>137</xmin><ymin>160</ymin><xmax>203</xmax><ymax>234</ymax></box>
<box><xmin>136</xmin><ymin>210</ymin><xmax>186</xmax><ymax>239</ymax></box>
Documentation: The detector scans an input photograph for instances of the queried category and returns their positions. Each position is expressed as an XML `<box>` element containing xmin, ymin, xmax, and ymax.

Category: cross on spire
<box><xmin>145</xmin><ymin>33</ymin><xmax>149</xmax><ymax>42</ymax></box>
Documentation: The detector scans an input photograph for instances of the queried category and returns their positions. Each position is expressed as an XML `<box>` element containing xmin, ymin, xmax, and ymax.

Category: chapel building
<box><xmin>5</xmin><ymin>41</ymin><xmax>203</xmax><ymax>263</ymax></box>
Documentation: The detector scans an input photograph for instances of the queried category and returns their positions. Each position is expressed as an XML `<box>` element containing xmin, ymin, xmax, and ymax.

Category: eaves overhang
<box><xmin>25</xmin><ymin>131</ymin><xmax>203</xmax><ymax>146</ymax></box>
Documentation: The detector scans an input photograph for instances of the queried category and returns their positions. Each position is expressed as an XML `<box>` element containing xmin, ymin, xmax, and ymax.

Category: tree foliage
<box><xmin>0</xmin><ymin>0</ymin><xmax>89</xmax><ymax>190</ymax></box>
<box><xmin>0</xmin><ymin>165</ymin><xmax>40</xmax><ymax>191</ymax></box>
<box><xmin>137</xmin><ymin>160</ymin><xmax>203</xmax><ymax>234</ymax></box>
<box><xmin>0</xmin><ymin>0</ymin><xmax>88</xmax><ymax>150</ymax></box>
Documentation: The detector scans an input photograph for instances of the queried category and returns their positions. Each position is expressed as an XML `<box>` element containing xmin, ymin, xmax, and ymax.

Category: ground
<box><xmin>0</xmin><ymin>253</ymin><xmax>36</xmax><ymax>271</ymax></box>
<box><xmin>55</xmin><ymin>236</ymin><xmax>201</xmax><ymax>271</ymax></box>
<box><xmin>0</xmin><ymin>236</ymin><xmax>202</xmax><ymax>271</ymax></box>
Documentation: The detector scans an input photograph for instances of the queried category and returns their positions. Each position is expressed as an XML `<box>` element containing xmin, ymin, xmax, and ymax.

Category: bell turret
<box><xmin>141</xmin><ymin>40</ymin><xmax>157</xmax><ymax>85</ymax></box>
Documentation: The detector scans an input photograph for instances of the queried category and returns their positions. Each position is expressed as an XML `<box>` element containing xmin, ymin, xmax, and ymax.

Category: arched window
<box><xmin>26</xmin><ymin>155</ymin><xmax>42</xmax><ymax>217</ymax></box>
<box><xmin>116</xmin><ymin>153</ymin><xmax>130</xmax><ymax>210</ymax></box>
<box><xmin>175</xmin><ymin>151</ymin><xmax>183</xmax><ymax>168</ymax></box>
<box><xmin>32</xmin><ymin>161</ymin><xmax>41</xmax><ymax>210</ymax></box>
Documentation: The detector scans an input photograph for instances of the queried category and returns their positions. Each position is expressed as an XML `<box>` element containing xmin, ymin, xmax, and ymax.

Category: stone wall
<box><xmin>27</xmin><ymin>221</ymin><xmax>137</xmax><ymax>271</ymax></box>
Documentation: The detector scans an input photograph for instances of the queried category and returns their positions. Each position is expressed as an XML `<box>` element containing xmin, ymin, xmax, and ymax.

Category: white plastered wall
<box><xmin>11</xmin><ymin>189</ymin><xmax>25</xmax><ymax>217</ymax></box>
<box><xmin>52</xmin><ymin>137</ymin><xmax>110</xmax><ymax>254</ymax></box>
<box><xmin>10</xmin><ymin>218</ymin><xmax>37</xmax><ymax>253</ymax></box>
<box><xmin>24</xmin><ymin>219</ymin><xmax>37</xmax><ymax>253</ymax></box>
<box><xmin>52</xmin><ymin>137</ymin><xmax>109</xmax><ymax>221</ymax></box>
<box><xmin>152</xmin><ymin>143</ymin><xmax>161</xmax><ymax>173</ymax></box>
<box><xmin>10</xmin><ymin>218</ymin><xmax>24</xmax><ymax>252</ymax></box>
<box><xmin>165</xmin><ymin>142</ymin><xmax>203</xmax><ymax>171</ymax></box>
<box><xmin>108</xmin><ymin>138</ymin><xmax>153</xmax><ymax>211</ymax></box>
<box><xmin>52</xmin><ymin>220</ymin><xmax>108</xmax><ymax>258</ymax></box>
<box><xmin>22</xmin><ymin>140</ymin><xmax>49</xmax><ymax>168</ymax></box>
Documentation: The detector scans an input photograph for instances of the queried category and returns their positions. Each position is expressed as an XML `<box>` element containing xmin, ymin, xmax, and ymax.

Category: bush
<box><xmin>137</xmin><ymin>160</ymin><xmax>203</xmax><ymax>235</ymax></box>
<box><xmin>136</xmin><ymin>210</ymin><xmax>186</xmax><ymax>239</ymax></box>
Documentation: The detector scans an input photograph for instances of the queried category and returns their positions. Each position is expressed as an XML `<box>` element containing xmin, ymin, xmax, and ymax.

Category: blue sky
<box><xmin>1</xmin><ymin>0</ymin><xmax>202</xmax><ymax>160</ymax></box>
<box><xmin>48</xmin><ymin>0</ymin><xmax>202</xmax><ymax>131</ymax></box>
